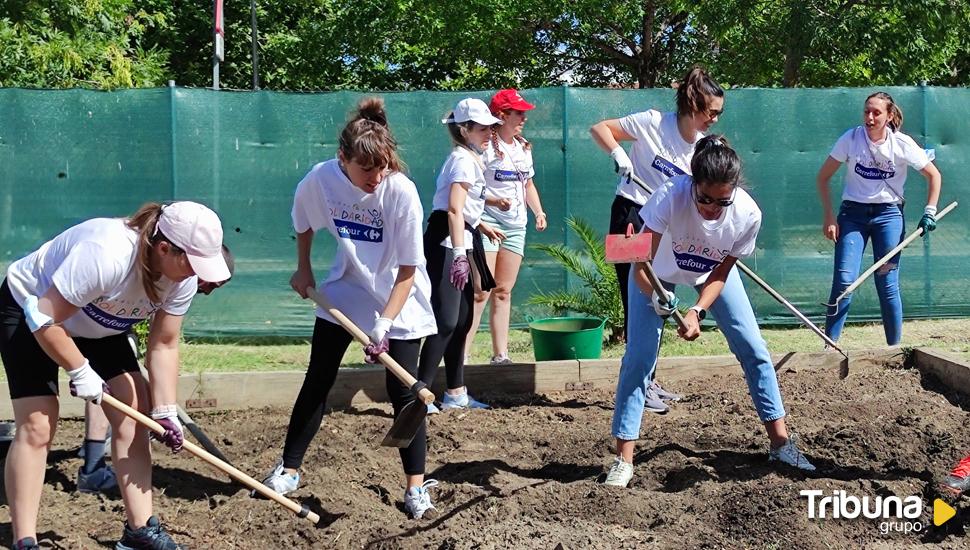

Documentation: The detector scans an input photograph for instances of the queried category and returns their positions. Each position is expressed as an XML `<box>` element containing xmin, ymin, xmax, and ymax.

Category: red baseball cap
<box><xmin>489</xmin><ymin>89</ymin><xmax>535</xmax><ymax>114</ymax></box>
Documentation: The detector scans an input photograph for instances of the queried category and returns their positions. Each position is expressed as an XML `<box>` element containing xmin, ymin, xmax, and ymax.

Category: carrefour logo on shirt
<box><xmin>671</xmin><ymin>239</ymin><xmax>730</xmax><ymax>273</ymax></box>
<box><xmin>651</xmin><ymin>156</ymin><xmax>686</xmax><ymax>178</ymax></box>
<box><xmin>81</xmin><ymin>303</ymin><xmax>144</xmax><ymax>330</ymax></box>
<box><xmin>854</xmin><ymin>162</ymin><xmax>895</xmax><ymax>180</ymax></box>
<box><xmin>493</xmin><ymin>169</ymin><xmax>521</xmax><ymax>182</ymax></box>
<box><xmin>334</xmin><ymin>219</ymin><xmax>383</xmax><ymax>243</ymax></box>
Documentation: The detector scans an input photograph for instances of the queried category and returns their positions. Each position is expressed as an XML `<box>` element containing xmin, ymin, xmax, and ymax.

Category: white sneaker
<box><xmin>404</xmin><ymin>479</ymin><xmax>439</xmax><ymax>519</ymax></box>
<box><xmin>603</xmin><ymin>456</ymin><xmax>634</xmax><ymax>487</ymax></box>
<box><xmin>769</xmin><ymin>434</ymin><xmax>816</xmax><ymax>471</ymax></box>
<box><xmin>489</xmin><ymin>354</ymin><xmax>513</xmax><ymax>366</ymax></box>
<box><xmin>257</xmin><ymin>459</ymin><xmax>300</xmax><ymax>495</ymax></box>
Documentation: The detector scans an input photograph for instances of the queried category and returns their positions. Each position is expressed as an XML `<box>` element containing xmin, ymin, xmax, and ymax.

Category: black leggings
<box><xmin>417</xmin><ymin>244</ymin><xmax>473</xmax><ymax>390</ymax></box>
<box><xmin>609</xmin><ymin>195</ymin><xmax>645</xmax><ymax>338</ymax></box>
<box><xmin>282</xmin><ymin>317</ymin><xmax>426</xmax><ymax>475</ymax></box>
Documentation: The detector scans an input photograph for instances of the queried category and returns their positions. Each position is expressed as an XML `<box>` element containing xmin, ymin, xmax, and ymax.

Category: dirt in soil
<box><xmin>3</xmin><ymin>357</ymin><xmax>970</xmax><ymax>549</ymax></box>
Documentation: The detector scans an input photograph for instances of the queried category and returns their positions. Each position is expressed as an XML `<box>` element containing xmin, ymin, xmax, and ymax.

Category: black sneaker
<box><xmin>11</xmin><ymin>538</ymin><xmax>39</xmax><ymax>550</ymax></box>
<box><xmin>115</xmin><ymin>515</ymin><xmax>186</xmax><ymax>550</ymax></box>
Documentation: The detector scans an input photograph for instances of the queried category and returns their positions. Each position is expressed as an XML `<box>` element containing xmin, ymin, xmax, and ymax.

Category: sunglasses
<box><xmin>693</xmin><ymin>183</ymin><xmax>736</xmax><ymax>207</ymax></box>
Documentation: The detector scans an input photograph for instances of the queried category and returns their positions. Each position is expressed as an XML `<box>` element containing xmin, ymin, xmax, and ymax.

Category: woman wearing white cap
<box><xmin>417</xmin><ymin>98</ymin><xmax>502</xmax><ymax>411</ymax></box>
<box><xmin>0</xmin><ymin>201</ymin><xmax>230</xmax><ymax>550</ymax></box>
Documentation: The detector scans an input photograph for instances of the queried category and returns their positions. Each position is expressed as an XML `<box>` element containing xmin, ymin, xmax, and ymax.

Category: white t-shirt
<box><xmin>431</xmin><ymin>146</ymin><xmax>487</xmax><ymax>248</ymax></box>
<box><xmin>829</xmin><ymin>126</ymin><xmax>930</xmax><ymax>204</ymax></box>
<box><xmin>5</xmin><ymin>218</ymin><xmax>197</xmax><ymax>339</ymax></box>
<box><xmin>292</xmin><ymin>159</ymin><xmax>436</xmax><ymax>340</ymax></box>
<box><xmin>482</xmin><ymin>137</ymin><xmax>535</xmax><ymax>228</ymax></box>
<box><xmin>615</xmin><ymin>110</ymin><xmax>702</xmax><ymax>205</ymax></box>
<box><xmin>639</xmin><ymin>175</ymin><xmax>761</xmax><ymax>286</ymax></box>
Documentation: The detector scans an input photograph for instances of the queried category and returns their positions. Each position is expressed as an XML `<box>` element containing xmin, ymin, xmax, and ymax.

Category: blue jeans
<box><xmin>825</xmin><ymin>201</ymin><xmax>904</xmax><ymax>345</ymax></box>
<box><xmin>611</xmin><ymin>269</ymin><xmax>787</xmax><ymax>440</ymax></box>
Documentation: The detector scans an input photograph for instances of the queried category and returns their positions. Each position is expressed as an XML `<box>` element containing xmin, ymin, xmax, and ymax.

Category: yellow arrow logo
<box><xmin>934</xmin><ymin>498</ymin><xmax>956</xmax><ymax>526</ymax></box>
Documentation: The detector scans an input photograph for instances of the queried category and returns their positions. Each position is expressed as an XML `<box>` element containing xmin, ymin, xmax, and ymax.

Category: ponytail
<box><xmin>675</xmin><ymin>65</ymin><xmax>725</xmax><ymax>119</ymax></box>
<box><xmin>690</xmin><ymin>135</ymin><xmax>743</xmax><ymax>188</ymax></box>
<box><xmin>338</xmin><ymin>97</ymin><xmax>403</xmax><ymax>172</ymax></box>
<box><xmin>126</xmin><ymin>203</ymin><xmax>164</xmax><ymax>304</ymax></box>
<box><xmin>867</xmin><ymin>91</ymin><xmax>903</xmax><ymax>132</ymax></box>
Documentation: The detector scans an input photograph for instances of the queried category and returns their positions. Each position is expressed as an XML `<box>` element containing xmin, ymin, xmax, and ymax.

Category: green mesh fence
<box><xmin>0</xmin><ymin>86</ymin><xmax>966</xmax><ymax>337</ymax></box>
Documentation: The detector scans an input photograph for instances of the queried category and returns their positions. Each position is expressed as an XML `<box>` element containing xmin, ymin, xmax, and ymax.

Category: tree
<box><xmin>0</xmin><ymin>0</ymin><xmax>169</xmax><ymax>88</ymax></box>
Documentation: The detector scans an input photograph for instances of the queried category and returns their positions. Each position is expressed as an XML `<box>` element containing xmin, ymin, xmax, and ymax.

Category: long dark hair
<box><xmin>690</xmin><ymin>135</ymin><xmax>743</xmax><ymax>188</ymax></box>
<box><xmin>676</xmin><ymin>66</ymin><xmax>725</xmax><ymax>119</ymax></box>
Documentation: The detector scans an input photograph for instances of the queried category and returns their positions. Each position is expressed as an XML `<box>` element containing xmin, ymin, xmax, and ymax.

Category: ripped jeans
<box><xmin>825</xmin><ymin>200</ymin><xmax>905</xmax><ymax>345</ymax></box>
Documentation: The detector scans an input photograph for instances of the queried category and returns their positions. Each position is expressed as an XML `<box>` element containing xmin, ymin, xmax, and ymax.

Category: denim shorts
<box><xmin>481</xmin><ymin>215</ymin><xmax>527</xmax><ymax>256</ymax></box>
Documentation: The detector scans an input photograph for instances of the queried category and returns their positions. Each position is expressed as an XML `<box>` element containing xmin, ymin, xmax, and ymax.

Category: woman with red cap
<box><xmin>0</xmin><ymin>201</ymin><xmax>230</xmax><ymax>550</ymax></box>
<box><xmin>464</xmin><ymin>89</ymin><xmax>547</xmax><ymax>365</ymax></box>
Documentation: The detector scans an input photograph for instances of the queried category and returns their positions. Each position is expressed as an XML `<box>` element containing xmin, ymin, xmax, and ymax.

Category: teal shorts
<box><xmin>481</xmin><ymin>215</ymin><xmax>527</xmax><ymax>256</ymax></box>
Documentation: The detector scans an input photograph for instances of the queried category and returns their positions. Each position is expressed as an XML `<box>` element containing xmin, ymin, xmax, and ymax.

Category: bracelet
<box><xmin>151</xmin><ymin>404</ymin><xmax>178</xmax><ymax>417</ymax></box>
<box><xmin>536</xmin><ymin>212</ymin><xmax>547</xmax><ymax>218</ymax></box>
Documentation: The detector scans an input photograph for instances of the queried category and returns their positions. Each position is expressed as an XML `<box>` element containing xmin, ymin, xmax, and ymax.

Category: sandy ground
<box><xmin>2</xmin><ymin>355</ymin><xmax>970</xmax><ymax>549</ymax></box>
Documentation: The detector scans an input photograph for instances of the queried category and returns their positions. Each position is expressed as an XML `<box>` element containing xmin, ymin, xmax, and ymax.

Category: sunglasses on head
<box><xmin>693</xmin><ymin>183</ymin><xmax>736</xmax><ymax>207</ymax></box>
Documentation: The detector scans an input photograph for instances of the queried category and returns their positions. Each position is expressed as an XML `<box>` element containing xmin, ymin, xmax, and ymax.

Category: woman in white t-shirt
<box><xmin>603</xmin><ymin>136</ymin><xmax>816</xmax><ymax>488</ymax></box>
<box><xmin>0</xmin><ymin>201</ymin><xmax>230</xmax><ymax>550</ymax></box>
<box><xmin>417</xmin><ymin>98</ymin><xmax>502</xmax><ymax>412</ymax></box>
<box><xmin>590</xmin><ymin>65</ymin><xmax>724</xmax><ymax>413</ymax></box>
<box><xmin>817</xmin><ymin>92</ymin><xmax>942</xmax><ymax>345</ymax></box>
<box><xmin>258</xmin><ymin>98</ymin><xmax>441</xmax><ymax>520</ymax></box>
<box><xmin>464</xmin><ymin>89</ymin><xmax>547</xmax><ymax>365</ymax></box>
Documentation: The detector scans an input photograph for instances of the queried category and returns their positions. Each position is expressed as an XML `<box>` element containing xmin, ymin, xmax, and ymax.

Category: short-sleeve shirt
<box><xmin>639</xmin><ymin>175</ymin><xmax>761</xmax><ymax>286</ymax></box>
<box><xmin>431</xmin><ymin>146</ymin><xmax>488</xmax><ymax>248</ymax></box>
<box><xmin>482</xmin><ymin>137</ymin><xmax>535</xmax><ymax>228</ymax></box>
<box><xmin>615</xmin><ymin>110</ymin><xmax>702</xmax><ymax>205</ymax></box>
<box><xmin>292</xmin><ymin>159</ymin><xmax>436</xmax><ymax>340</ymax></box>
<box><xmin>5</xmin><ymin>218</ymin><xmax>197</xmax><ymax>339</ymax></box>
<box><xmin>829</xmin><ymin>126</ymin><xmax>930</xmax><ymax>204</ymax></box>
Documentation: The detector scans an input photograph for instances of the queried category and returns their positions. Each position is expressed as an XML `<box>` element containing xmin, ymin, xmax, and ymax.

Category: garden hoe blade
<box><xmin>605</xmin><ymin>223</ymin><xmax>652</xmax><ymax>264</ymax></box>
<box><xmin>381</xmin><ymin>398</ymin><xmax>427</xmax><ymax>448</ymax></box>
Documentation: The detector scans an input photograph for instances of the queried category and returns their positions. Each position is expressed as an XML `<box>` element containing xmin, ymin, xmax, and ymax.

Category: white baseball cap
<box><xmin>156</xmin><ymin>201</ymin><xmax>231</xmax><ymax>283</ymax></box>
<box><xmin>441</xmin><ymin>98</ymin><xmax>503</xmax><ymax>126</ymax></box>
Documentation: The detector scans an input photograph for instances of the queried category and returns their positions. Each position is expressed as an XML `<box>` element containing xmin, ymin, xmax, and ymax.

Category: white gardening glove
<box><xmin>67</xmin><ymin>360</ymin><xmax>106</xmax><ymax>404</ymax></box>
<box><xmin>651</xmin><ymin>288</ymin><xmax>680</xmax><ymax>317</ymax></box>
<box><xmin>610</xmin><ymin>146</ymin><xmax>633</xmax><ymax>178</ymax></box>
<box><xmin>369</xmin><ymin>316</ymin><xmax>393</xmax><ymax>345</ymax></box>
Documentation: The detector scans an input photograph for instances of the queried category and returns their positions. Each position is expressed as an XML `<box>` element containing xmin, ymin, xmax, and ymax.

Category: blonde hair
<box><xmin>338</xmin><ymin>97</ymin><xmax>403</xmax><ymax>172</ymax></box>
<box><xmin>126</xmin><ymin>203</ymin><xmax>165</xmax><ymax>303</ymax></box>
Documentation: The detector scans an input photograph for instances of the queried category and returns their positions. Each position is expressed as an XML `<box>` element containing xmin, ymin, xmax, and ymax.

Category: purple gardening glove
<box><xmin>363</xmin><ymin>338</ymin><xmax>390</xmax><ymax>364</ymax></box>
<box><xmin>449</xmin><ymin>254</ymin><xmax>471</xmax><ymax>291</ymax></box>
<box><xmin>150</xmin><ymin>406</ymin><xmax>184</xmax><ymax>453</ymax></box>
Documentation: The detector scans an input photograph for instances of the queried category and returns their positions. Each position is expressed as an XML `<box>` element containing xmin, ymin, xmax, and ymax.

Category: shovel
<box><xmin>99</xmin><ymin>393</ymin><xmax>321</xmax><ymax>525</ymax></box>
<box><xmin>305</xmin><ymin>287</ymin><xmax>434</xmax><ymax>448</ymax></box>
<box><xmin>626</xmin><ymin>172</ymin><xmax>850</xmax><ymax>377</ymax></box>
<box><xmin>823</xmin><ymin>200</ymin><xmax>959</xmax><ymax>308</ymax></box>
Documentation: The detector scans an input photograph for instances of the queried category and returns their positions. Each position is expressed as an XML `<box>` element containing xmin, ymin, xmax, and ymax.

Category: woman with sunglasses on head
<box><xmin>464</xmin><ymin>89</ymin><xmax>547</xmax><ymax>366</ymax></box>
<box><xmin>418</xmin><ymin>98</ymin><xmax>502</xmax><ymax>412</ymax></box>
<box><xmin>590</xmin><ymin>66</ymin><xmax>724</xmax><ymax>414</ymax></box>
<box><xmin>603</xmin><ymin>136</ymin><xmax>815</xmax><ymax>488</ymax></box>
<box><xmin>0</xmin><ymin>201</ymin><xmax>230</xmax><ymax>550</ymax></box>
<box><xmin>817</xmin><ymin>92</ymin><xmax>942</xmax><ymax>346</ymax></box>
<box><xmin>257</xmin><ymin>98</ymin><xmax>441</xmax><ymax>520</ymax></box>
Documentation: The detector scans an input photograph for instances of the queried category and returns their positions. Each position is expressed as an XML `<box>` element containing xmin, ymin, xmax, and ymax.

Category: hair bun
<box><xmin>356</xmin><ymin>97</ymin><xmax>388</xmax><ymax>126</ymax></box>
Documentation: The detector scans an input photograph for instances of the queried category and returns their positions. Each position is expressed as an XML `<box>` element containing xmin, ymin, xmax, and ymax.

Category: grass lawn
<box><xmin>176</xmin><ymin>318</ymin><xmax>970</xmax><ymax>375</ymax></box>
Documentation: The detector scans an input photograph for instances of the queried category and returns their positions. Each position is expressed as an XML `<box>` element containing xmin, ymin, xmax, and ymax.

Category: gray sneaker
<box><xmin>644</xmin><ymin>386</ymin><xmax>669</xmax><ymax>414</ymax></box>
<box><xmin>603</xmin><ymin>456</ymin><xmax>634</xmax><ymax>487</ymax></box>
<box><xmin>489</xmin><ymin>354</ymin><xmax>513</xmax><ymax>366</ymax></box>
<box><xmin>769</xmin><ymin>434</ymin><xmax>816</xmax><ymax>471</ymax></box>
<box><xmin>651</xmin><ymin>380</ymin><xmax>682</xmax><ymax>402</ymax></box>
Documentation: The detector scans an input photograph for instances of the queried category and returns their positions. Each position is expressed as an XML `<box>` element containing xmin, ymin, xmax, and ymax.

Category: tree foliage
<box><xmin>2</xmin><ymin>0</ymin><xmax>969</xmax><ymax>89</ymax></box>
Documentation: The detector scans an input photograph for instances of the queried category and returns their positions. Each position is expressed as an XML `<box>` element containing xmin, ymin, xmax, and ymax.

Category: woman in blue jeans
<box><xmin>817</xmin><ymin>92</ymin><xmax>942</xmax><ymax>345</ymax></box>
<box><xmin>604</xmin><ymin>136</ymin><xmax>815</xmax><ymax>488</ymax></box>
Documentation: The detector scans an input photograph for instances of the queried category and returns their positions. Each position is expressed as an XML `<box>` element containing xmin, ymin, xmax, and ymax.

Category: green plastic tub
<box><xmin>528</xmin><ymin>316</ymin><xmax>606</xmax><ymax>361</ymax></box>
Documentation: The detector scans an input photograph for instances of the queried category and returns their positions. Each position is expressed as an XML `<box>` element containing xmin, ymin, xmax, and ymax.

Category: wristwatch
<box><xmin>689</xmin><ymin>305</ymin><xmax>707</xmax><ymax>321</ymax></box>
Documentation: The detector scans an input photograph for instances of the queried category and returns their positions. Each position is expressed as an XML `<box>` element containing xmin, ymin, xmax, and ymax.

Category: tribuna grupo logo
<box><xmin>800</xmin><ymin>489</ymin><xmax>941</xmax><ymax>535</ymax></box>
